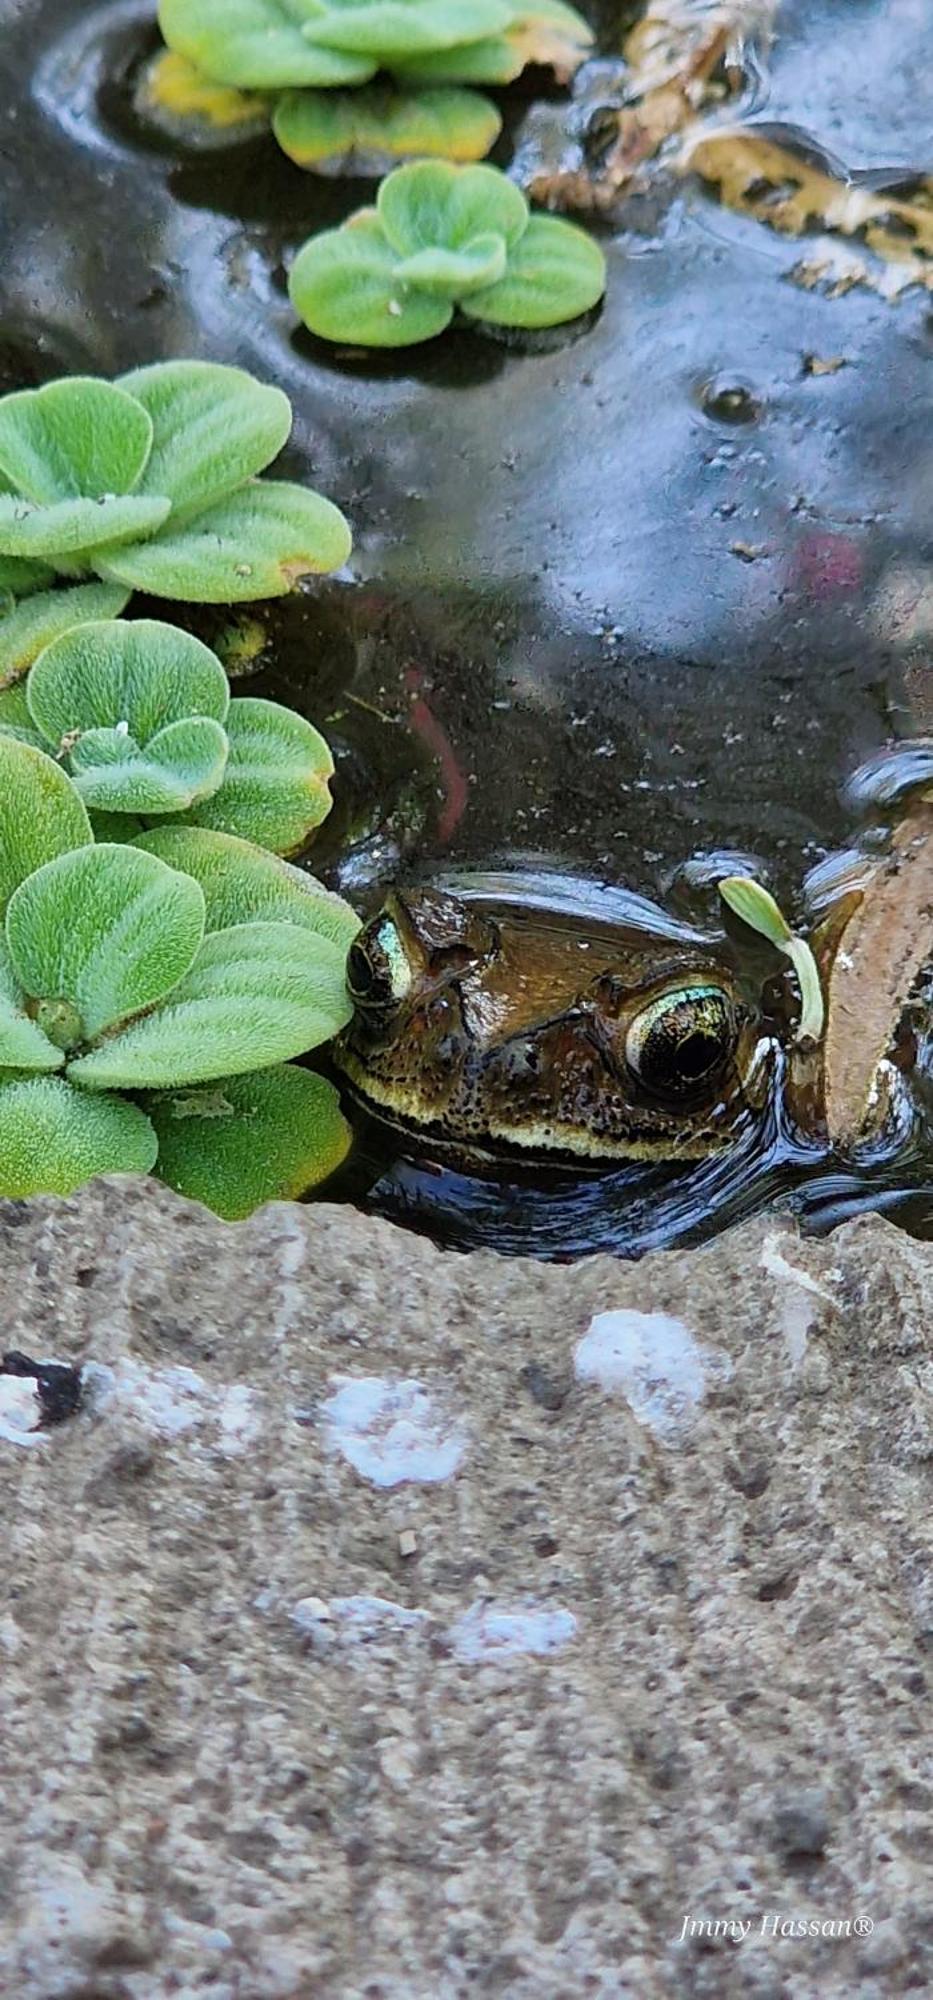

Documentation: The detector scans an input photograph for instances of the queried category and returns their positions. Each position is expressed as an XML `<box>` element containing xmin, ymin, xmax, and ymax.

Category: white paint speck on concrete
<box><xmin>574</xmin><ymin>1308</ymin><xmax>727</xmax><ymax>1442</ymax></box>
<box><xmin>82</xmin><ymin>1361</ymin><xmax>261</xmax><ymax>1454</ymax></box>
<box><xmin>322</xmin><ymin>1376</ymin><xmax>465</xmax><ymax>1487</ymax></box>
<box><xmin>448</xmin><ymin>1602</ymin><xmax>577</xmax><ymax>1663</ymax></box>
<box><xmin>0</xmin><ymin>1376</ymin><xmax>46</xmax><ymax>1447</ymax></box>
<box><xmin>292</xmin><ymin>1594</ymin><xmax>431</xmax><ymax>1646</ymax></box>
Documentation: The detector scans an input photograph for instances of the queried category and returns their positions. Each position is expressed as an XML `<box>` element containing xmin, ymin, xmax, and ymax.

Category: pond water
<box><xmin>1</xmin><ymin>0</ymin><xmax>931</xmax><ymax>1252</ymax></box>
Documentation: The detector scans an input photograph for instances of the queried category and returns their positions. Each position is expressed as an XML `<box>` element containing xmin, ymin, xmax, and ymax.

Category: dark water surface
<box><xmin>1</xmin><ymin>0</ymin><xmax>931</xmax><ymax>1251</ymax></box>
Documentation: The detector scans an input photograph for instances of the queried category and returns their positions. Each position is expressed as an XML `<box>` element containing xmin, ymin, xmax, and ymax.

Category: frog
<box><xmin>334</xmin><ymin>876</ymin><xmax>776</xmax><ymax>1170</ymax></box>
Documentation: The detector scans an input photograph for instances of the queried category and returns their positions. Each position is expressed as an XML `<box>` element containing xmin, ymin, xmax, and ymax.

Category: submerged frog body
<box><xmin>335</xmin><ymin>880</ymin><xmax>773</xmax><ymax>1166</ymax></box>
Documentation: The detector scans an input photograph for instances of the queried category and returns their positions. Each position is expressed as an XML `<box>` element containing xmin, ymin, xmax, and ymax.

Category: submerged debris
<box><xmin>516</xmin><ymin>0</ymin><xmax>775</xmax><ymax>211</ymax></box>
<box><xmin>823</xmin><ymin>804</ymin><xmax>933</xmax><ymax>1147</ymax></box>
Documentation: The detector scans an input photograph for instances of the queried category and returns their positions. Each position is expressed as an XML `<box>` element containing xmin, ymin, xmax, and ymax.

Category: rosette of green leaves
<box><xmin>157</xmin><ymin>0</ymin><xmax>590</xmax><ymax>88</ymax></box>
<box><xmin>150</xmin><ymin>0</ymin><xmax>590</xmax><ymax>171</ymax></box>
<box><xmin>288</xmin><ymin>159</ymin><xmax>606</xmax><ymax>346</ymax></box>
<box><xmin>0</xmin><ymin>361</ymin><xmax>351</xmax><ymax>620</ymax></box>
<box><xmin>0</xmin><ymin>618</ymin><xmax>336</xmax><ymax>855</ymax></box>
<box><xmin>0</xmin><ymin>738</ymin><xmax>359</xmax><ymax>1214</ymax></box>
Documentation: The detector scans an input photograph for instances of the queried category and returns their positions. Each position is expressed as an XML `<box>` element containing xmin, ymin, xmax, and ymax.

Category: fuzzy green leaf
<box><xmin>0</xmin><ymin>1075</ymin><xmax>157</xmax><ymax>1197</ymax></box>
<box><xmin>0</xmin><ymin>738</ymin><xmax>93</xmax><ymax>915</ymax></box>
<box><xmin>183</xmin><ymin>697</ymin><xmax>333</xmax><ymax>853</ymax></box>
<box><xmin>69</xmin><ymin>919</ymin><xmax>352</xmax><ymax>1089</ymax></box>
<box><xmin>70</xmin><ymin>718</ymin><xmax>230</xmax><ymax>814</ymax></box>
<box><xmin>6</xmin><ymin>844</ymin><xmax>206</xmax><ymax>1042</ymax></box>
<box><xmin>148</xmin><ymin>1063</ymin><xmax>351</xmax><ymax>1218</ymax></box>
<box><xmin>132</xmin><ymin>826</ymin><xmax>361</xmax><ymax>947</ymax></box>
<box><xmin>395</xmin><ymin>231</ymin><xmax>507</xmax><ymax>296</ymax></box>
<box><xmin>158</xmin><ymin>0</ymin><xmax>376</xmax><ymax>88</ymax></box>
<box><xmin>115</xmin><ymin>361</ymin><xmax>293</xmax><ymax>523</ymax></box>
<box><xmin>95</xmin><ymin>481</ymin><xmax>352</xmax><ymax>600</ymax></box>
<box><xmin>377</xmin><ymin>158</ymin><xmax>528</xmax><ymax>257</ymax></box>
<box><xmin>302</xmin><ymin>0</ymin><xmax>511</xmax><ymax>57</ymax></box>
<box><xmin>0</xmin><ymin>554</ymin><xmax>56</xmax><ymax>598</ymax></box>
<box><xmin>461</xmin><ymin>213</ymin><xmax>606</xmax><ymax>328</ymax></box>
<box><xmin>289</xmin><ymin>213</ymin><xmax>453</xmax><ymax>346</ymax></box>
<box><xmin>0</xmin><ymin>582</ymin><xmax>131</xmax><ymax>690</ymax></box>
<box><xmin>0</xmin><ymin>936</ymin><xmax>63</xmax><ymax>1073</ymax></box>
<box><xmin>0</xmin><ymin>379</ymin><xmax>154</xmax><ymax>505</ymax></box>
<box><xmin>272</xmin><ymin>83</ymin><xmax>501</xmax><ymax>170</ymax></box>
<box><xmin>0</xmin><ymin>681</ymin><xmax>45</xmax><ymax>748</ymax></box>
<box><xmin>392</xmin><ymin>37</ymin><xmax>521</xmax><ymax>83</ymax></box>
<box><xmin>27</xmin><ymin>618</ymin><xmax>229</xmax><ymax>741</ymax></box>
<box><xmin>0</xmin><ymin>493</ymin><xmax>171</xmax><ymax>560</ymax></box>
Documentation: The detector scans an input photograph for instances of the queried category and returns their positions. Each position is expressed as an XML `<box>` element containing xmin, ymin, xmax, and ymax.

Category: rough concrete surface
<box><xmin>0</xmin><ymin>1179</ymin><xmax>931</xmax><ymax>1998</ymax></box>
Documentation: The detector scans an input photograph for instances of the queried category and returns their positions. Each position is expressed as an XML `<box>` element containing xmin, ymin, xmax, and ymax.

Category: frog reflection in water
<box><xmin>335</xmin><ymin>886</ymin><xmax>775</xmax><ymax>1167</ymax></box>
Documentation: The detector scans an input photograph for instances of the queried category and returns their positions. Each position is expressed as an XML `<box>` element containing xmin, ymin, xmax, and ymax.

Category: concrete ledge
<box><xmin>0</xmin><ymin>1179</ymin><xmax>930</xmax><ymax>1996</ymax></box>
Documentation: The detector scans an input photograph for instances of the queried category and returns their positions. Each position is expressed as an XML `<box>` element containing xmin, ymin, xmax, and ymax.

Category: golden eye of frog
<box><xmin>334</xmin><ymin>885</ymin><xmax>770</xmax><ymax>1165</ymax></box>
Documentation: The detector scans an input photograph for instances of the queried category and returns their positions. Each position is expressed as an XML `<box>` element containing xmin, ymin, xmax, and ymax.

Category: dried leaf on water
<box><xmin>685</xmin><ymin>127</ymin><xmax>933</xmax><ymax>294</ymax></box>
<box><xmin>523</xmin><ymin>0</ymin><xmax>773</xmax><ymax>211</ymax></box>
<box><xmin>823</xmin><ymin>804</ymin><xmax>933</xmax><ymax>1147</ymax></box>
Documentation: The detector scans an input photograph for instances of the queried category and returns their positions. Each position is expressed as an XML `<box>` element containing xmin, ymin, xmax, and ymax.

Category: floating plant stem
<box><xmin>719</xmin><ymin>876</ymin><xmax>824</xmax><ymax>1044</ymax></box>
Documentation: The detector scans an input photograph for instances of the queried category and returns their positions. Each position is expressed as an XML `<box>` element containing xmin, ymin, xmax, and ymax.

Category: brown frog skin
<box><xmin>334</xmin><ymin>885</ymin><xmax>773</xmax><ymax>1167</ymax></box>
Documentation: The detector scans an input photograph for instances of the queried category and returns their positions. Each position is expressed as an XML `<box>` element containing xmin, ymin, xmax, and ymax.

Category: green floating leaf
<box><xmin>0</xmin><ymin>737</ymin><xmax>92</xmax><ymax>915</ymax></box>
<box><xmin>377</xmin><ymin>158</ymin><xmax>528</xmax><ymax>257</ymax></box>
<box><xmin>116</xmin><ymin>360</ymin><xmax>292</xmax><ymax>523</ymax></box>
<box><xmin>69</xmin><ymin>919</ymin><xmax>352</xmax><ymax>1089</ymax></box>
<box><xmin>0</xmin><ymin>554</ymin><xmax>56</xmax><ymax>598</ymax></box>
<box><xmin>133</xmin><ymin>825</ymin><xmax>361</xmax><ymax>947</ymax></box>
<box><xmin>96</xmin><ymin>480</ymin><xmax>352</xmax><ymax>600</ymax></box>
<box><xmin>148</xmin><ymin>1063</ymin><xmax>351</xmax><ymax>1218</ymax></box>
<box><xmin>7</xmin><ymin>843</ymin><xmax>206</xmax><ymax>1042</ymax></box>
<box><xmin>70</xmin><ymin>718</ymin><xmax>230</xmax><ymax>815</ymax></box>
<box><xmin>135</xmin><ymin>49</ymin><xmax>273</xmax><ymax>149</ymax></box>
<box><xmin>462</xmin><ymin>213</ymin><xmax>606</xmax><ymax>328</ymax></box>
<box><xmin>0</xmin><ymin>582</ymin><xmax>131</xmax><ymax>690</ymax></box>
<box><xmin>719</xmin><ymin>876</ymin><xmax>825</xmax><ymax>1044</ymax></box>
<box><xmin>392</xmin><ymin>37</ymin><xmax>520</xmax><ymax>84</ymax></box>
<box><xmin>302</xmin><ymin>0</ymin><xmax>511</xmax><ymax>58</ymax></box>
<box><xmin>0</xmin><ymin>1075</ymin><xmax>157</xmax><ymax>1197</ymax></box>
<box><xmin>158</xmin><ymin>0</ymin><xmax>376</xmax><ymax>88</ymax></box>
<box><xmin>273</xmin><ymin>83</ymin><xmax>501</xmax><ymax>171</ymax></box>
<box><xmin>184</xmin><ymin>696</ymin><xmax>333</xmax><ymax>853</ymax></box>
<box><xmin>396</xmin><ymin>231</ymin><xmax>507</xmax><ymax>297</ymax></box>
<box><xmin>0</xmin><ymin>681</ymin><xmax>46</xmax><ymax>748</ymax></box>
<box><xmin>0</xmin><ymin>936</ymin><xmax>63</xmax><ymax>1073</ymax></box>
<box><xmin>0</xmin><ymin>378</ymin><xmax>154</xmax><ymax>506</ymax></box>
<box><xmin>0</xmin><ymin>493</ymin><xmax>170</xmax><ymax>560</ymax></box>
<box><xmin>28</xmin><ymin>617</ymin><xmax>230</xmax><ymax>742</ymax></box>
<box><xmin>289</xmin><ymin>213</ymin><xmax>453</xmax><ymax>347</ymax></box>
<box><xmin>89</xmin><ymin>809</ymin><xmax>146</xmax><ymax>842</ymax></box>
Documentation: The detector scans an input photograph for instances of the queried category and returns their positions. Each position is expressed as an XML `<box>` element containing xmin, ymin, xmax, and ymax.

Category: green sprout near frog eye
<box><xmin>149</xmin><ymin>0</ymin><xmax>591</xmax><ymax>171</ymax></box>
<box><xmin>0</xmin><ymin>618</ymin><xmax>337</xmax><ymax>857</ymax></box>
<box><xmin>288</xmin><ymin>159</ymin><xmax>606</xmax><ymax>346</ymax></box>
<box><xmin>0</xmin><ymin>361</ymin><xmax>351</xmax><ymax>620</ymax></box>
<box><xmin>719</xmin><ymin>876</ymin><xmax>825</xmax><ymax>1045</ymax></box>
<box><xmin>0</xmin><ymin>737</ymin><xmax>359</xmax><ymax>1216</ymax></box>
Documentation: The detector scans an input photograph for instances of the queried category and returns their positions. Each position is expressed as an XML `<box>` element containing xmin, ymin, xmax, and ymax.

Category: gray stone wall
<box><xmin>0</xmin><ymin>1180</ymin><xmax>929</xmax><ymax>1996</ymax></box>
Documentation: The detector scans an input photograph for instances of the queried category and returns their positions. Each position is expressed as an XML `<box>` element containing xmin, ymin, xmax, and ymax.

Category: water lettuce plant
<box><xmin>288</xmin><ymin>159</ymin><xmax>606</xmax><ymax>345</ymax></box>
<box><xmin>0</xmin><ymin>361</ymin><xmax>351</xmax><ymax>617</ymax></box>
<box><xmin>149</xmin><ymin>0</ymin><xmax>591</xmax><ymax>170</ymax></box>
<box><xmin>0</xmin><ymin>618</ymin><xmax>336</xmax><ymax>856</ymax></box>
<box><xmin>0</xmin><ymin>737</ymin><xmax>359</xmax><ymax>1215</ymax></box>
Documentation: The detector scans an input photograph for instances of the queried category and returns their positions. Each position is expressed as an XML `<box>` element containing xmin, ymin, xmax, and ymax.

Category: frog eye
<box><xmin>347</xmin><ymin>915</ymin><xmax>413</xmax><ymax>1012</ymax></box>
<box><xmin>625</xmin><ymin>985</ymin><xmax>735</xmax><ymax>1097</ymax></box>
